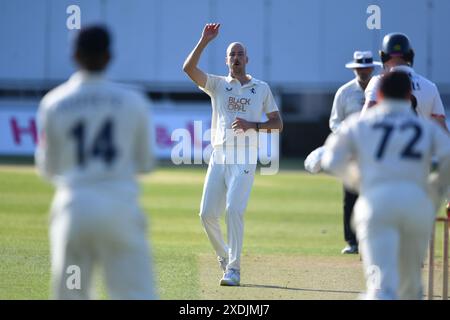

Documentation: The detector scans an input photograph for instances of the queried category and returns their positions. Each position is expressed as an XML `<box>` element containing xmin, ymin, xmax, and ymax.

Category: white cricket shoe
<box><xmin>341</xmin><ymin>244</ymin><xmax>359</xmax><ymax>254</ymax></box>
<box><xmin>220</xmin><ymin>269</ymin><xmax>240</xmax><ymax>286</ymax></box>
<box><xmin>217</xmin><ymin>256</ymin><xmax>228</xmax><ymax>272</ymax></box>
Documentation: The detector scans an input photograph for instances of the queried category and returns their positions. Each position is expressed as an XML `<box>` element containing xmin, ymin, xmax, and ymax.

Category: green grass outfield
<box><xmin>0</xmin><ymin>165</ymin><xmax>447</xmax><ymax>299</ymax></box>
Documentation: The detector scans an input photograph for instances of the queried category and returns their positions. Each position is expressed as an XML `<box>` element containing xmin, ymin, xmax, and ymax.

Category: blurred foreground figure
<box><xmin>36</xmin><ymin>25</ymin><xmax>157</xmax><ymax>299</ymax></box>
<box><xmin>322</xmin><ymin>71</ymin><xmax>450</xmax><ymax>299</ymax></box>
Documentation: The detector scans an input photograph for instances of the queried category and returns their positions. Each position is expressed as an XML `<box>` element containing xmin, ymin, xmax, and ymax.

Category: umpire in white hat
<box><xmin>329</xmin><ymin>50</ymin><xmax>381</xmax><ymax>254</ymax></box>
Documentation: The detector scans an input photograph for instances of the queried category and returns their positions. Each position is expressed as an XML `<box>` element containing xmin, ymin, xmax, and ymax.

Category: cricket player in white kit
<box><xmin>183</xmin><ymin>23</ymin><xmax>283</xmax><ymax>286</ymax></box>
<box><xmin>36</xmin><ymin>26</ymin><xmax>156</xmax><ymax>299</ymax></box>
<box><xmin>322</xmin><ymin>72</ymin><xmax>450</xmax><ymax>299</ymax></box>
<box><xmin>362</xmin><ymin>32</ymin><xmax>449</xmax><ymax>215</ymax></box>
<box><xmin>361</xmin><ymin>33</ymin><xmax>448</xmax><ymax>132</ymax></box>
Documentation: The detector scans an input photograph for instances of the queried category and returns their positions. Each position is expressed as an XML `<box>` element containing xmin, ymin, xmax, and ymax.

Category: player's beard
<box><xmin>230</xmin><ymin>64</ymin><xmax>245</xmax><ymax>77</ymax></box>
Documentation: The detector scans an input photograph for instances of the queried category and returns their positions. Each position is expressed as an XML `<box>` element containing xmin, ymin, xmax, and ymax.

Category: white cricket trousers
<box><xmin>354</xmin><ymin>182</ymin><xmax>435</xmax><ymax>300</ymax></box>
<box><xmin>199</xmin><ymin>148</ymin><xmax>257</xmax><ymax>271</ymax></box>
<box><xmin>50</xmin><ymin>186</ymin><xmax>156</xmax><ymax>300</ymax></box>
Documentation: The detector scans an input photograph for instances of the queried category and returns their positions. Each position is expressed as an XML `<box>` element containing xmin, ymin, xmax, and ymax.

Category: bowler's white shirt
<box><xmin>36</xmin><ymin>71</ymin><xmax>154</xmax><ymax>196</ymax></box>
<box><xmin>362</xmin><ymin>66</ymin><xmax>446</xmax><ymax>119</ymax></box>
<box><xmin>329</xmin><ymin>78</ymin><xmax>366</xmax><ymax>133</ymax></box>
<box><xmin>322</xmin><ymin>99</ymin><xmax>450</xmax><ymax>194</ymax></box>
<box><xmin>200</xmin><ymin>74</ymin><xmax>278</xmax><ymax>147</ymax></box>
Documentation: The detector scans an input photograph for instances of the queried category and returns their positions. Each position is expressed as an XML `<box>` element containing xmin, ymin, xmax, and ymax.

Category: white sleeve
<box><xmin>304</xmin><ymin>146</ymin><xmax>325</xmax><ymax>173</ymax></box>
<box><xmin>329</xmin><ymin>89</ymin><xmax>344</xmax><ymax>133</ymax></box>
<box><xmin>431</xmin><ymin>123</ymin><xmax>450</xmax><ymax>187</ymax></box>
<box><xmin>365</xmin><ymin>76</ymin><xmax>380</xmax><ymax>103</ymax></box>
<box><xmin>430</xmin><ymin>85</ymin><xmax>446</xmax><ymax>118</ymax></box>
<box><xmin>427</xmin><ymin>122</ymin><xmax>450</xmax><ymax>210</ymax></box>
<box><xmin>360</xmin><ymin>103</ymin><xmax>369</xmax><ymax>118</ymax></box>
<box><xmin>321</xmin><ymin>129</ymin><xmax>352</xmax><ymax>175</ymax></box>
<box><xmin>321</xmin><ymin>119</ymin><xmax>360</xmax><ymax>191</ymax></box>
<box><xmin>35</xmin><ymin>101</ymin><xmax>58</xmax><ymax>180</ymax></box>
<box><xmin>361</xmin><ymin>76</ymin><xmax>380</xmax><ymax>118</ymax></box>
<box><xmin>263</xmin><ymin>85</ymin><xmax>279</xmax><ymax>114</ymax></box>
<box><xmin>134</xmin><ymin>96</ymin><xmax>155</xmax><ymax>174</ymax></box>
<box><xmin>198</xmin><ymin>74</ymin><xmax>221</xmax><ymax>97</ymax></box>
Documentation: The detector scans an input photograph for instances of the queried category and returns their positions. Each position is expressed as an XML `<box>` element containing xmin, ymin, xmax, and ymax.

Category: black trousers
<box><xmin>343</xmin><ymin>187</ymin><xmax>358</xmax><ymax>246</ymax></box>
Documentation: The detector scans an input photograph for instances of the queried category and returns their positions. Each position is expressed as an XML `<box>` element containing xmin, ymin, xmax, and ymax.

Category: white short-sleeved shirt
<box><xmin>362</xmin><ymin>66</ymin><xmax>446</xmax><ymax>119</ymax></box>
<box><xmin>199</xmin><ymin>74</ymin><xmax>279</xmax><ymax>147</ymax></box>
<box><xmin>322</xmin><ymin>99</ymin><xmax>450</xmax><ymax>194</ymax></box>
<box><xmin>329</xmin><ymin>78</ymin><xmax>366</xmax><ymax>133</ymax></box>
<box><xmin>36</xmin><ymin>71</ymin><xmax>154</xmax><ymax>196</ymax></box>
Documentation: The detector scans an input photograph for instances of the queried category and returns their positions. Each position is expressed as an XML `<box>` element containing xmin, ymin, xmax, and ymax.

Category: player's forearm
<box><xmin>432</xmin><ymin>116</ymin><xmax>449</xmax><ymax>133</ymax></box>
<box><xmin>182</xmin><ymin>38</ymin><xmax>209</xmax><ymax>74</ymax></box>
<box><xmin>321</xmin><ymin>144</ymin><xmax>352</xmax><ymax>179</ymax></box>
<box><xmin>255</xmin><ymin>117</ymin><xmax>283</xmax><ymax>133</ymax></box>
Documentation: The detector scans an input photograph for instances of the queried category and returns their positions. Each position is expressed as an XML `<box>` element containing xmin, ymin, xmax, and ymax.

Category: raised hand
<box><xmin>183</xmin><ymin>23</ymin><xmax>221</xmax><ymax>88</ymax></box>
<box><xmin>201</xmin><ymin>23</ymin><xmax>220</xmax><ymax>43</ymax></box>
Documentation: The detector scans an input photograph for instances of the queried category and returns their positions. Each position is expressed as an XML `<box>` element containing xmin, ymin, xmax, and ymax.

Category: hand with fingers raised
<box><xmin>201</xmin><ymin>23</ymin><xmax>220</xmax><ymax>44</ymax></box>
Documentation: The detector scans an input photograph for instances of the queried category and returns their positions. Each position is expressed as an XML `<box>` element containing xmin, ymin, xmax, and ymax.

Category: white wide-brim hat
<box><xmin>345</xmin><ymin>51</ymin><xmax>382</xmax><ymax>69</ymax></box>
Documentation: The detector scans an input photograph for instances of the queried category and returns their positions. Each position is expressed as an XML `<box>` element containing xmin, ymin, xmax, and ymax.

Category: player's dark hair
<box><xmin>74</xmin><ymin>24</ymin><xmax>111</xmax><ymax>71</ymax></box>
<box><xmin>379</xmin><ymin>71</ymin><xmax>412</xmax><ymax>100</ymax></box>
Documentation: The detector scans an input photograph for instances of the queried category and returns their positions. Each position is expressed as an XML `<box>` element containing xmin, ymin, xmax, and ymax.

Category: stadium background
<box><xmin>1</xmin><ymin>0</ymin><xmax>449</xmax><ymax>160</ymax></box>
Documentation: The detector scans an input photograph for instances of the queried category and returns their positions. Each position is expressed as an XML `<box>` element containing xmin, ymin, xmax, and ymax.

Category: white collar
<box><xmin>69</xmin><ymin>70</ymin><xmax>106</xmax><ymax>84</ymax></box>
<box><xmin>377</xmin><ymin>99</ymin><xmax>415</xmax><ymax>114</ymax></box>
<box><xmin>225</xmin><ymin>74</ymin><xmax>254</xmax><ymax>87</ymax></box>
